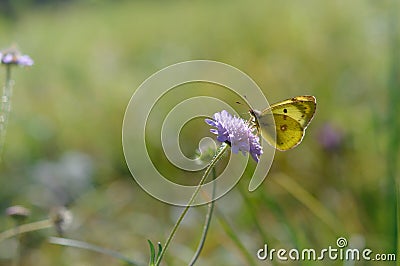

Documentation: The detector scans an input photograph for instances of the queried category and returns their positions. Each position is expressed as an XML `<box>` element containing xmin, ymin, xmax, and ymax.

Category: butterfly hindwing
<box><xmin>271</xmin><ymin>113</ymin><xmax>304</xmax><ymax>151</ymax></box>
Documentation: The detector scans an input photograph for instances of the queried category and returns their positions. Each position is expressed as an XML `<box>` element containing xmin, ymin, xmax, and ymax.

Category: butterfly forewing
<box><xmin>265</xmin><ymin>95</ymin><xmax>316</xmax><ymax>129</ymax></box>
<box><xmin>250</xmin><ymin>95</ymin><xmax>316</xmax><ymax>151</ymax></box>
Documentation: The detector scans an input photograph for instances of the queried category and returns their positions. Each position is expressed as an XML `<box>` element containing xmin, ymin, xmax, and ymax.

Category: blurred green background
<box><xmin>0</xmin><ymin>0</ymin><xmax>399</xmax><ymax>265</ymax></box>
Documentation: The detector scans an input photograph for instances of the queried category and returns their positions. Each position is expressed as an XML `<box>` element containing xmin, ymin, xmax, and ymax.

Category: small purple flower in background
<box><xmin>6</xmin><ymin>205</ymin><xmax>31</xmax><ymax>223</ymax></box>
<box><xmin>206</xmin><ymin>110</ymin><xmax>263</xmax><ymax>162</ymax></box>
<box><xmin>318</xmin><ymin>123</ymin><xmax>343</xmax><ymax>152</ymax></box>
<box><xmin>0</xmin><ymin>47</ymin><xmax>34</xmax><ymax>66</ymax></box>
<box><xmin>0</xmin><ymin>46</ymin><xmax>33</xmax><ymax>156</ymax></box>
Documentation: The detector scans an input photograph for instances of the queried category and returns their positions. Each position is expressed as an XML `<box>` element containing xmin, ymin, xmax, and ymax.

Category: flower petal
<box><xmin>205</xmin><ymin>110</ymin><xmax>262</xmax><ymax>162</ymax></box>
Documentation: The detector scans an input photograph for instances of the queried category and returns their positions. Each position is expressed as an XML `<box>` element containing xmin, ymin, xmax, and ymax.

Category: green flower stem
<box><xmin>2</xmin><ymin>219</ymin><xmax>50</xmax><ymax>266</ymax></box>
<box><xmin>0</xmin><ymin>64</ymin><xmax>13</xmax><ymax>157</ymax></box>
<box><xmin>216</xmin><ymin>209</ymin><xmax>257</xmax><ymax>266</ymax></box>
<box><xmin>0</xmin><ymin>219</ymin><xmax>52</xmax><ymax>242</ymax></box>
<box><xmin>49</xmin><ymin>237</ymin><xmax>140</xmax><ymax>266</ymax></box>
<box><xmin>237</xmin><ymin>183</ymin><xmax>269</xmax><ymax>242</ymax></box>
<box><xmin>155</xmin><ymin>143</ymin><xmax>228</xmax><ymax>266</ymax></box>
<box><xmin>189</xmin><ymin>167</ymin><xmax>217</xmax><ymax>266</ymax></box>
<box><xmin>12</xmin><ymin>223</ymin><xmax>20</xmax><ymax>266</ymax></box>
<box><xmin>258</xmin><ymin>191</ymin><xmax>299</xmax><ymax>246</ymax></box>
<box><xmin>386</xmin><ymin>0</ymin><xmax>400</xmax><ymax>253</ymax></box>
<box><xmin>272</xmin><ymin>173</ymin><xmax>341</xmax><ymax>234</ymax></box>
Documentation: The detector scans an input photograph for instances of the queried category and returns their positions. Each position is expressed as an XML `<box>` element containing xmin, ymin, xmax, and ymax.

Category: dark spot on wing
<box><xmin>283</xmin><ymin>108</ymin><xmax>287</xmax><ymax>113</ymax></box>
<box><xmin>283</xmin><ymin>115</ymin><xmax>287</xmax><ymax>120</ymax></box>
<box><xmin>280</xmin><ymin>124</ymin><xmax>287</xmax><ymax>131</ymax></box>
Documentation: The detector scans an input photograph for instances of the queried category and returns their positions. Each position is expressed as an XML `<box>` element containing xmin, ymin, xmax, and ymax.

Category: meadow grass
<box><xmin>0</xmin><ymin>1</ymin><xmax>397</xmax><ymax>265</ymax></box>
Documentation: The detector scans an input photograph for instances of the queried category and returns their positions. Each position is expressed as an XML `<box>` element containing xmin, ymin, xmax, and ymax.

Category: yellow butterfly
<box><xmin>250</xmin><ymin>95</ymin><xmax>316</xmax><ymax>151</ymax></box>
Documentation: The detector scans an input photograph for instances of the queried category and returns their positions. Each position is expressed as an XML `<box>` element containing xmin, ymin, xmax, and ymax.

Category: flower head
<box><xmin>206</xmin><ymin>110</ymin><xmax>263</xmax><ymax>162</ymax></box>
<box><xmin>6</xmin><ymin>205</ymin><xmax>31</xmax><ymax>223</ymax></box>
<box><xmin>1</xmin><ymin>47</ymin><xmax>34</xmax><ymax>66</ymax></box>
<box><xmin>50</xmin><ymin>206</ymin><xmax>73</xmax><ymax>236</ymax></box>
<box><xmin>318</xmin><ymin>123</ymin><xmax>343</xmax><ymax>153</ymax></box>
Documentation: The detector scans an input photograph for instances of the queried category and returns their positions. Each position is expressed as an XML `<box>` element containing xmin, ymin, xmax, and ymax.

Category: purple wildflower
<box><xmin>318</xmin><ymin>123</ymin><xmax>343</xmax><ymax>152</ymax></box>
<box><xmin>1</xmin><ymin>48</ymin><xmax>34</xmax><ymax>66</ymax></box>
<box><xmin>206</xmin><ymin>110</ymin><xmax>263</xmax><ymax>162</ymax></box>
<box><xmin>6</xmin><ymin>205</ymin><xmax>31</xmax><ymax>219</ymax></box>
